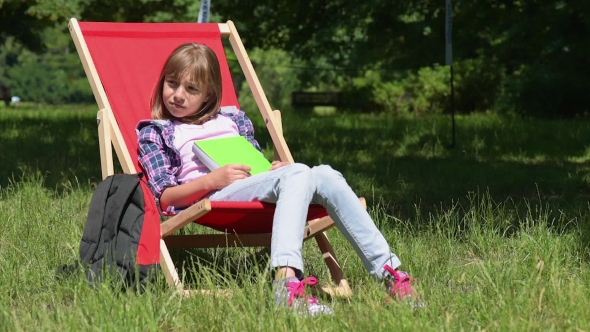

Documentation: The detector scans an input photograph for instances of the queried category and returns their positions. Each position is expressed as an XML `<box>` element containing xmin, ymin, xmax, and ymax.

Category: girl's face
<box><xmin>162</xmin><ymin>72</ymin><xmax>209</xmax><ymax>119</ymax></box>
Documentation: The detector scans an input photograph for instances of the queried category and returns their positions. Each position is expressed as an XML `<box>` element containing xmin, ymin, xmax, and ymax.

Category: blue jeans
<box><xmin>208</xmin><ymin>163</ymin><xmax>401</xmax><ymax>280</ymax></box>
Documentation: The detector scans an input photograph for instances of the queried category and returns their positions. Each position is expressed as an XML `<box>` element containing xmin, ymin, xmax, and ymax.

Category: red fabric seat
<box><xmin>195</xmin><ymin>202</ymin><xmax>328</xmax><ymax>234</ymax></box>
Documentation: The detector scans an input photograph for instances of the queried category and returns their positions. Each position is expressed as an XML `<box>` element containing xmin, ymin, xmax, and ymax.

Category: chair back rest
<box><xmin>79</xmin><ymin>22</ymin><xmax>240</xmax><ymax>171</ymax></box>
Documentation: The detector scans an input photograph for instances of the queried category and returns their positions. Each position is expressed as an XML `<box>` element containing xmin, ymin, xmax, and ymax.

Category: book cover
<box><xmin>192</xmin><ymin>135</ymin><xmax>272</xmax><ymax>175</ymax></box>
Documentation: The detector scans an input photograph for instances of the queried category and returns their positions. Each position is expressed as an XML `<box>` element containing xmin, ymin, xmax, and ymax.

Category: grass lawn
<box><xmin>1</xmin><ymin>104</ymin><xmax>589</xmax><ymax>330</ymax></box>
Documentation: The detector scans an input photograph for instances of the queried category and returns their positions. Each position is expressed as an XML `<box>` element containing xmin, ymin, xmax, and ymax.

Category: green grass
<box><xmin>1</xmin><ymin>105</ymin><xmax>590</xmax><ymax>330</ymax></box>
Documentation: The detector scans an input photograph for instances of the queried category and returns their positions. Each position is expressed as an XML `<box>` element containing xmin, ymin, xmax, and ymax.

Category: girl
<box><xmin>137</xmin><ymin>43</ymin><xmax>421</xmax><ymax>316</ymax></box>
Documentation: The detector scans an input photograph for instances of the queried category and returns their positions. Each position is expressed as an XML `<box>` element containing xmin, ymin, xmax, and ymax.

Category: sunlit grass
<box><xmin>1</xmin><ymin>173</ymin><xmax>589</xmax><ymax>330</ymax></box>
<box><xmin>1</xmin><ymin>107</ymin><xmax>590</xmax><ymax>330</ymax></box>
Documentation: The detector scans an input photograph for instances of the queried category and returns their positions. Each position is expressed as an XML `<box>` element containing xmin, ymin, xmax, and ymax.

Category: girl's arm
<box><xmin>139</xmin><ymin>123</ymin><xmax>251</xmax><ymax>210</ymax></box>
<box><xmin>138</xmin><ymin>125</ymin><xmax>213</xmax><ymax>210</ymax></box>
<box><xmin>220</xmin><ymin>108</ymin><xmax>262</xmax><ymax>151</ymax></box>
<box><xmin>159</xmin><ymin>176</ymin><xmax>214</xmax><ymax>210</ymax></box>
<box><xmin>159</xmin><ymin>163</ymin><xmax>252</xmax><ymax>209</ymax></box>
<box><xmin>137</xmin><ymin>125</ymin><xmax>179</xmax><ymax>202</ymax></box>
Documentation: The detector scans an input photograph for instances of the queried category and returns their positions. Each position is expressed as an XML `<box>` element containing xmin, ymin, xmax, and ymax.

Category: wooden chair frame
<box><xmin>69</xmin><ymin>19</ymin><xmax>361</xmax><ymax>297</ymax></box>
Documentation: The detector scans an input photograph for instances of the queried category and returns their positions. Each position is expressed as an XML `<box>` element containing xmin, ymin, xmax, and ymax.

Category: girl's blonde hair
<box><xmin>150</xmin><ymin>43</ymin><xmax>223</xmax><ymax>124</ymax></box>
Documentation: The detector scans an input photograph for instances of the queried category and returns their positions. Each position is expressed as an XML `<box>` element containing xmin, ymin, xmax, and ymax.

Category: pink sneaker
<box><xmin>274</xmin><ymin>276</ymin><xmax>334</xmax><ymax>316</ymax></box>
<box><xmin>383</xmin><ymin>265</ymin><xmax>424</xmax><ymax>307</ymax></box>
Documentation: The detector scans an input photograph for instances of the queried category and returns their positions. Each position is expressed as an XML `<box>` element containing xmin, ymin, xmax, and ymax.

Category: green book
<box><xmin>192</xmin><ymin>135</ymin><xmax>271</xmax><ymax>175</ymax></box>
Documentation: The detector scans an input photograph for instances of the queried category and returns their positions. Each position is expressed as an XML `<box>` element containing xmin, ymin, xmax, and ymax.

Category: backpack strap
<box><xmin>104</xmin><ymin>174</ymin><xmax>140</xmax><ymax>238</ymax></box>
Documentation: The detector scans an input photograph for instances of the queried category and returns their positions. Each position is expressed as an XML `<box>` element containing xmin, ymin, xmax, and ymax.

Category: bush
<box><xmin>452</xmin><ymin>58</ymin><xmax>504</xmax><ymax>113</ymax></box>
<box><xmin>232</xmin><ymin>47</ymin><xmax>302</xmax><ymax>114</ymax></box>
<box><xmin>1</xmin><ymin>27</ymin><xmax>94</xmax><ymax>105</ymax></box>
<box><xmin>351</xmin><ymin>65</ymin><xmax>450</xmax><ymax>115</ymax></box>
<box><xmin>348</xmin><ymin>58</ymin><xmax>505</xmax><ymax>115</ymax></box>
<box><xmin>5</xmin><ymin>53</ymin><xmax>70</xmax><ymax>104</ymax></box>
<box><xmin>496</xmin><ymin>64</ymin><xmax>590</xmax><ymax>118</ymax></box>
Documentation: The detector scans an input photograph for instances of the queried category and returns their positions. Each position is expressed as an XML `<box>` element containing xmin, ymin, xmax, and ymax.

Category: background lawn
<box><xmin>1</xmin><ymin>105</ymin><xmax>589</xmax><ymax>330</ymax></box>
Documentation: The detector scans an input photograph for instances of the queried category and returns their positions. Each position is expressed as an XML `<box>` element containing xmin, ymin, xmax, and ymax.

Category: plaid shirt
<box><xmin>136</xmin><ymin>106</ymin><xmax>261</xmax><ymax>211</ymax></box>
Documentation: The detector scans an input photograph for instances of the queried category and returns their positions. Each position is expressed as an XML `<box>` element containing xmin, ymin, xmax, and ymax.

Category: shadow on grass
<box><xmin>167</xmin><ymin>246</ymin><xmax>271</xmax><ymax>288</ymax></box>
<box><xmin>0</xmin><ymin>115</ymin><xmax>103</xmax><ymax>194</ymax></box>
<box><xmin>2</xmin><ymin>108</ymin><xmax>590</xmax><ymax>225</ymax></box>
<box><xmin>250</xmin><ymin>112</ymin><xmax>590</xmax><ymax>217</ymax></box>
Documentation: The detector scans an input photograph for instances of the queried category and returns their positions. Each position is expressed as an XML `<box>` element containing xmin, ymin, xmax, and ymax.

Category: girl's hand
<box><xmin>207</xmin><ymin>164</ymin><xmax>252</xmax><ymax>189</ymax></box>
<box><xmin>270</xmin><ymin>160</ymin><xmax>291</xmax><ymax>171</ymax></box>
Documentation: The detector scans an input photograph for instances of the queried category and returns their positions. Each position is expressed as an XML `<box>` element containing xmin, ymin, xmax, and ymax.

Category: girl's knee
<box><xmin>284</xmin><ymin>162</ymin><xmax>311</xmax><ymax>174</ymax></box>
<box><xmin>312</xmin><ymin>165</ymin><xmax>343</xmax><ymax>181</ymax></box>
<box><xmin>311</xmin><ymin>165</ymin><xmax>350</xmax><ymax>203</ymax></box>
<box><xmin>280</xmin><ymin>163</ymin><xmax>315</xmax><ymax>190</ymax></box>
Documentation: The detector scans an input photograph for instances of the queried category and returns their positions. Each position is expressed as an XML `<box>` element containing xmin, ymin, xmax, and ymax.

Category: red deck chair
<box><xmin>68</xmin><ymin>19</ymin><xmax>364</xmax><ymax>296</ymax></box>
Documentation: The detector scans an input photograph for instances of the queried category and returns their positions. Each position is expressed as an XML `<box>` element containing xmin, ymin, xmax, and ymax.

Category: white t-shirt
<box><xmin>173</xmin><ymin>115</ymin><xmax>239</xmax><ymax>184</ymax></box>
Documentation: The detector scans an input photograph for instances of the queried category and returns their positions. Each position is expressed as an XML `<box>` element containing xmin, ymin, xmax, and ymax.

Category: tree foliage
<box><xmin>213</xmin><ymin>0</ymin><xmax>590</xmax><ymax>116</ymax></box>
<box><xmin>2</xmin><ymin>26</ymin><xmax>92</xmax><ymax>104</ymax></box>
<box><xmin>0</xmin><ymin>0</ymin><xmax>589</xmax><ymax>116</ymax></box>
<box><xmin>0</xmin><ymin>0</ymin><xmax>85</xmax><ymax>51</ymax></box>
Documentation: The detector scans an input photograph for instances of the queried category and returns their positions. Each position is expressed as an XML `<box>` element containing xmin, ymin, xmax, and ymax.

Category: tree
<box><xmin>0</xmin><ymin>0</ymin><xmax>85</xmax><ymax>51</ymax></box>
<box><xmin>1</xmin><ymin>0</ymin><xmax>588</xmax><ymax>115</ymax></box>
<box><xmin>214</xmin><ymin>0</ymin><xmax>590</xmax><ymax>116</ymax></box>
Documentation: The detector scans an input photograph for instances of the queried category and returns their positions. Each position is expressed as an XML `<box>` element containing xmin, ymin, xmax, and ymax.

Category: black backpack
<box><xmin>59</xmin><ymin>173</ymin><xmax>161</xmax><ymax>290</ymax></box>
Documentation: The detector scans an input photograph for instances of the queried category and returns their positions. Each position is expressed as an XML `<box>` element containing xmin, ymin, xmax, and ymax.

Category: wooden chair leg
<box><xmin>315</xmin><ymin>231</ymin><xmax>352</xmax><ymax>297</ymax></box>
<box><xmin>159</xmin><ymin>196</ymin><xmax>365</xmax><ymax>298</ymax></box>
<box><xmin>159</xmin><ymin>239</ymin><xmax>183</xmax><ymax>290</ymax></box>
<box><xmin>96</xmin><ymin>109</ymin><xmax>114</xmax><ymax>179</ymax></box>
<box><xmin>313</xmin><ymin>197</ymin><xmax>365</xmax><ymax>297</ymax></box>
<box><xmin>161</xmin><ymin>240</ymin><xmax>234</xmax><ymax>298</ymax></box>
